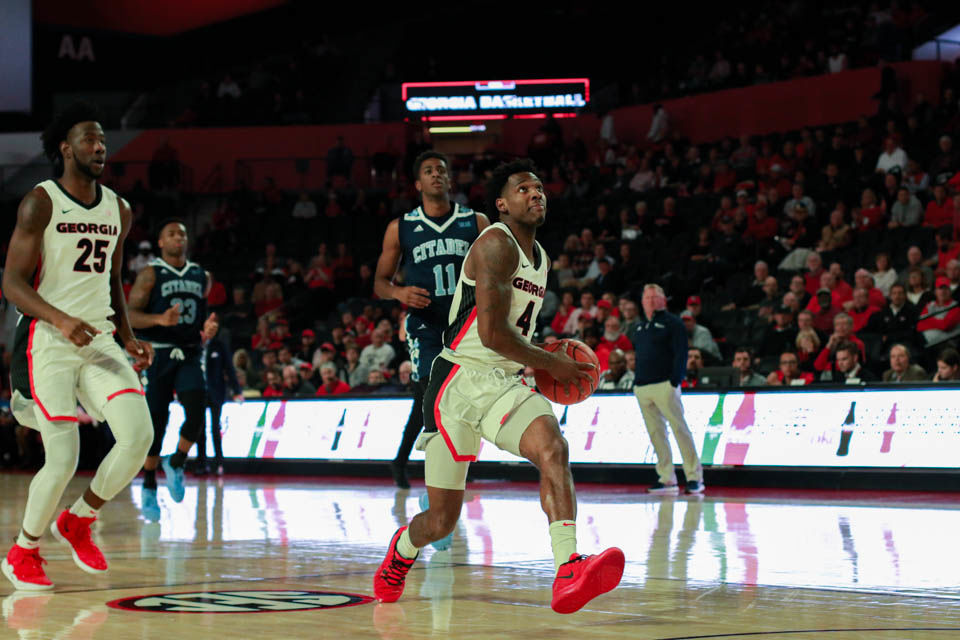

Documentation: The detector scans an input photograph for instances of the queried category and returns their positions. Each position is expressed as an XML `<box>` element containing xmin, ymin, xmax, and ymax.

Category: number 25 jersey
<box><xmin>442</xmin><ymin>222</ymin><xmax>548</xmax><ymax>374</ymax></box>
<box><xmin>33</xmin><ymin>179</ymin><xmax>122</xmax><ymax>324</ymax></box>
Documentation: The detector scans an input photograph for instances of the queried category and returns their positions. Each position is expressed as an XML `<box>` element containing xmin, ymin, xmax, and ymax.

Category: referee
<box><xmin>630</xmin><ymin>284</ymin><xmax>704</xmax><ymax>495</ymax></box>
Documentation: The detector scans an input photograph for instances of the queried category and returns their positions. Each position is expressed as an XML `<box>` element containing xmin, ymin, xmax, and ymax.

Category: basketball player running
<box><xmin>127</xmin><ymin>220</ymin><xmax>212</xmax><ymax>520</ymax></box>
<box><xmin>1</xmin><ymin>103</ymin><xmax>154</xmax><ymax>590</ymax></box>
<box><xmin>375</xmin><ymin>151</ymin><xmax>489</xmax><ymax>492</ymax></box>
<box><xmin>374</xmin><ymin>160</ymin><xmax>624</xmax><ymax>613</ymax></box>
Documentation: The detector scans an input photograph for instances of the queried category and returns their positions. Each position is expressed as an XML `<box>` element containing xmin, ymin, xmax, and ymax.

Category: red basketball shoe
<box><xmin>551</xmin><ymin>547</ymin><xmax>625</xmax><ymax>614</ymax></box>
<box><xmin>1</xmin><ymin>545</ymin><xmax>54</xmax><ymax>591</ymax></box>
<box><xmin>51</xmin><ymin>511</ymin><xmax>108</xmax><ymax>574</ymax></box>
<box><xmin>373</xmin><ymin>527</ymin><xmax>419</xmax><ymax>603</ymax></box>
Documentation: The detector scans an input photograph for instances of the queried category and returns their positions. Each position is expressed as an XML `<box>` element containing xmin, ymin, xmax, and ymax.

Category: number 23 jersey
<box><xmin>135</xmin><ymin>258</ymin><xmax>207</xmax><ymax>349</ymax></box>
<box><xmin>33</xmin><ymin>179</ymin><xmax>122</xmax><ymax>325</ymax></box>
<box><xmin>442</xmin><ymin>222</ymin><xmax>548</xmax><ymax>374</ymax></box>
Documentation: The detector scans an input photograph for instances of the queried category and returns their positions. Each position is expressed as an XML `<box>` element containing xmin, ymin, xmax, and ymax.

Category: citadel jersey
<box><xmin>135</xmin><ymin>258</ymin><xmax>207</xmax><ymax>348</ymax></box>
<box><xmin>397</xmin><ymin>203</ymin><xmax>479</xmax><ymax>329</ymax></box>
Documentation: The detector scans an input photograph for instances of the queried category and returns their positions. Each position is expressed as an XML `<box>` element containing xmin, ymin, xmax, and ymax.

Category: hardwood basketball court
<box><xmin>1</xmin><ymin>473</ymin><xmax>958</xmax><ymax>639</ymax></box>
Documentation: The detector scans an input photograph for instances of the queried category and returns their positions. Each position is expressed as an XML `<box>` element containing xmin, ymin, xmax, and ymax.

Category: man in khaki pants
<box><xmin>630</xmin><ymin>284</ymin><xmax>704</xmax><ymax>495</ymax></box>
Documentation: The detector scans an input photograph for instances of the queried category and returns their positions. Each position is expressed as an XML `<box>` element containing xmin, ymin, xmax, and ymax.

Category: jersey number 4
<box><xmin>73</xmin><ymin>239</ymin><xmax>109</xmax><ymax>273</ymax></box>
<box><xmin>515</xmin><ymin>301</ymin><xmax>534</xmax><ymax>337</ymax></box>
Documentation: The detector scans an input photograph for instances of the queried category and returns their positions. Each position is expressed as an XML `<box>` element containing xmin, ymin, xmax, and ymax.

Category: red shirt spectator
<box><xmin>924</xmin><ymin>194</ymin><xmax>954</xmax><ymax>228</ymax></box>
<box><xmin>814</xmin><ymin>337</ymin><xmax>866</xmax><ymax>371</ymax></box>
<box><xmin>207</xmin><ymin>280</ymin><xmax>227</xmax><ymax>308</ymax></box>
<box><xmin>316</xmin><ymin>380</ymin><xmax>351</xmax><ymax>396</ymax></box>
<box><xmin>937</xmin><ymin>244</ymin><xmax>960</xmax><ymax>271</ymax></box>
<box><xmin>262</xmin><ymin>385</ymin><xmax>284</xmax><ymax>398</ymax></box>
<box><xmin>772</xmin><ymin>369</ymin><xmax>814</xmax><ymax>385</ymax></box>
<box><xmin>856</xmin><ymin>205</ymin><xmax>886</xmax><ymax>231</ymax></box>
<box><xmin>848</xmin><ymin>305</ymin><xmax>880</xmax><ymax>332</ymax></box>
<box><xmin>744</xmin><ymin>208</ymin><xmax>778</xmax><ymax>242</ymax></box>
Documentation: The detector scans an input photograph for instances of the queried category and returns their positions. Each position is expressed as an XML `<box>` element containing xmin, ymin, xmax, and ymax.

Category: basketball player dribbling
<box><xmin>1</xmin><ymin>103</ymin><xmax>155</xmax><ymax>590</ymax></box>
<box><xmin>127</xmin><ymin>219</ymin><xmax>213</xmax><ymax>521</ymax></box>
<box><xmin>375</xmin><ymin>151</ymin><xmax>489</xmax><ymax>492</ymax></box>
<box><xmin>374</xmin><ymin>159</ymin><xmax>625</xmax><ymax>614</ymax></box>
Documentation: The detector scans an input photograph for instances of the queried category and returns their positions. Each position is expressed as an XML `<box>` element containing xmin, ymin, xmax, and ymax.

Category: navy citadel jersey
<box><xmin>397</xmin><ymin>203</ymin><xmax>479</xmax><ymax>329</ymax></box>
<box><xmin>135</xmin><ymin>258</ymin><xmax>208</xmax><ymax>348</ymax></box>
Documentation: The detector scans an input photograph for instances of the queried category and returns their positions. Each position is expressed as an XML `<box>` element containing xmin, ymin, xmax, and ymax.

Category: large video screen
<box><xmin>162</xmin><ymin>387</ymin><xmax>960</xmax><ymax>469</ymax></box>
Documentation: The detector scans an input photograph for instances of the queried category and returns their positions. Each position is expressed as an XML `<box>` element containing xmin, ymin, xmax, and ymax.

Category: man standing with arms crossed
<box><xmin>631</xmin><ymin>284</ymin><xmax>704</xmax><ymax>495</ymax></box>
<box><xmin>2</xmin><ymin>103</ymin><xmax>154</xmax><ymax>590</ymax></box>
<box><xmin>373</xmin><ymin>160</ymin><xmax>623</xmax><ymax>614</ymax></box>
<box><xmin>375</xmin><ymin>152</ymin><xmax>489</xmax><ymax>490</ymax></box>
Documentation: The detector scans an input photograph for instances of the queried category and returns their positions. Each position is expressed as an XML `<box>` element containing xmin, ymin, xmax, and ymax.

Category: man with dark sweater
<box><xmin>197</xmin><ymin>314</ymin><xmax>242</xmax><ymax>476</ymax></box>
<box><xmin>630</xmin><ymin>284</ymin><xmax>704</xmax><ymax>496</ymax></box>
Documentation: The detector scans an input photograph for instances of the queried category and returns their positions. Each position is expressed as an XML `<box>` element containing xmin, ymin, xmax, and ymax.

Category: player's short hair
<box><xmin>41</xmin><ymin>101</ymin><xmax>103</xmax><ymax>174</ymax></box>
<box><xmin>412</xmin><ymin>151</ymin><xmax>449</xmax><ymax>179</ymax></box>
<box><xmin>486</xmin><ymin>158</ymin><xmax>539</xmax><ymax>216</ymax></box>
<box><xmin>156</xmin><ymin>217</ymin><xmax>187</xmax><ymax>238</ymax></box>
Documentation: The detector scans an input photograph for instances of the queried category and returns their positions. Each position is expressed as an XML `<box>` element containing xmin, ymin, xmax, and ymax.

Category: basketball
<box><xmin>534</xmin><ymin>339</ymin><xmax>600</xmax><ymax>405</ymax></box>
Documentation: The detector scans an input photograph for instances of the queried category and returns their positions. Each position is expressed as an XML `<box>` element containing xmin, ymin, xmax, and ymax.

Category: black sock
<box><xmin>170</xmin><ymin>450</ymin><xmax>187</xmax><ymax>468</ymax></box>
<box><xmin>143</xmin><ymin>469</ymin><xmax>157</xmax><ymax>490</ymax></box>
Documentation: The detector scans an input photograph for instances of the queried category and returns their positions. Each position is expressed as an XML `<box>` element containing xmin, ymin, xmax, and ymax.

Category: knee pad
<box><xmin>102</xmin><ymin>392</ymin><xmax>154</xmax><ymax>457</ymax></box>
<box><xmin>177</xmin><ymin>389</ymin><xmax>206</xmax><ymax>444</ymax></box>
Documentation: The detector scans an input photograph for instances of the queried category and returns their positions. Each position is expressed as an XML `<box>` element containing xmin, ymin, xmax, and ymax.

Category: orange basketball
<box><xmin>534</xmin><ymin>339</ymin><xmax>600</xmax><ymax>405</ymax></box>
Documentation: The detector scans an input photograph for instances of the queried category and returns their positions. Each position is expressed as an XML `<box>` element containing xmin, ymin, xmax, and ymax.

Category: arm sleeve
<box><xmin>814</xmin><ymin>346</ymin><xmax>833</xmax><ymax>371</ymax></box>
<box><xmin>671</xmin><ymin>320</ymin><xmax>688</xmax><ymax>387</ymax></box>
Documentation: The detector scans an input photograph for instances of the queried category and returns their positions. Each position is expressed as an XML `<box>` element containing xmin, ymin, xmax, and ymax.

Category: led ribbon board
<box><xmin>402</xmin><ymin>79</ymin><xmax>589</xmax><ymax>118</ymax></box>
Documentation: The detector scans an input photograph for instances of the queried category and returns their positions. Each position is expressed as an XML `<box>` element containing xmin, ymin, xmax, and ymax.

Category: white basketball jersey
<box><xmin>33</xmin><ymin>180</ymin><xmax>122</xmax><ymax>324</ymax></box>
<box><xmin>442</xmin><ymin>222</ymin><xmax>548</xmax><ymax>373</ymax></box>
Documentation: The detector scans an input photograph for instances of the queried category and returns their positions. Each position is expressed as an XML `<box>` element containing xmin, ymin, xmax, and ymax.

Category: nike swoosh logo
<box><xmin>62</xmin><ymin>208</ymin><xmax>73</xmax><ymax>214</ymax></box>
<box><xmin>562</xmin><ymin>522</ymin><xmax>575</xmax><ymax>527</ymax></box>
<box><xmin>557</xmin><ymin>570</ymin><xmax>574</xmax><ymax>579</ymax></box>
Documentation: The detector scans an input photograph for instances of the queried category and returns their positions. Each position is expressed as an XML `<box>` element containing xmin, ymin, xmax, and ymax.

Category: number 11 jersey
<box><xmin>34</xmin><ymin>179</ymin><xmax>122</xmax><ymax>324</ymax></box>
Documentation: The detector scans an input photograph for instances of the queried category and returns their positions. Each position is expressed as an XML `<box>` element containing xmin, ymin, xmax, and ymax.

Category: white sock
<box><xmin>69</xmin><ymin>496</ymin><xmax>98</xmax><ymax>519</ymax></box>
<box><xmin>549</xmin><ymin>520</ymin><xmax>577</xmax><ymax>573</ymax></box>
<box><xmin>397</xmin><ymin>528</ymin><xmax>420</xmax><ymax>559</ymax></box>
<box><xmin>16</xmin><ymin>532</ymin><xmax>40</xmax><ymax>550</ymax></box>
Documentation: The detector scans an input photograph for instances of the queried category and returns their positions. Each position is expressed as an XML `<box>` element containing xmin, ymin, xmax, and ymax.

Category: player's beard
<box><xmin>75</xmin><ymin>157</ymin><xmax>103</xmax><ymax>180</ymax></box>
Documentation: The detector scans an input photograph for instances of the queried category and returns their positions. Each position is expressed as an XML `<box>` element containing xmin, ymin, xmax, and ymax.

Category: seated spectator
<box><xmin>865</xmin><ymin>283</ymin><xmax>920</xmax><ymax>351</ymax></box>
<box><xmin>888</xmin><ymin>186</ymin><xmax>922</xmax><ymax>229</ymax></box>
<box><xmin>855</xmin><ymin>188</ymin><xmax>885</xmax><ymax>231</ymax></box>
<box><xmin>251</xmin><ymin>317</ymin><xmax>271</xmax><ymax>352</ymax></box>
<box><xmin>766</xmin><ymin>351</ymin><xmax>814</xmax><ymax>386</ymax></box>
<box><xmin>875</xmin><ymin>137</ymin><xmax>908</xmax><ymax>174</ymax></box>
<box><xmin>233</xmin><ymin>349</ymin><xmax>260</xmax><ymax>389</ymax></box>
<box><xmin>846</xmin><ymin>287</ymin><xmax>881</xmax><ymax>332</ymax></box>
<box><xmin>903</xmin><ymin>159</ymin><xmax>929</xmax><ymax>195</ymax></box>
<box><xmin>550</xmin><ymin>290</ymin><xmax>577</xmax><ymax>336</ymax></box>
<box><xmin>682</xmin><ymin>347</ymin><xmax>703</xmax><ymax>388</ymax></box>
<box><xmin>818</xmin><ymin>209</ymin><xmax>852</xmax><ymax>253</ymax></box>
<box><xmin>342</xmin><ymin>345</ymin><xmax>365</xmax><ymax>387</ymax></box>
<box><xmin>755</xmin><ymin>276</ymin><xmax>780</xmax><ymax>319</ymax></box>
<box><xmin>316</xmin><ymin>362</ymin><xmax>350</xmax><ymax>395</ymax></box>
<box><xmin>738</xmin><ymin>261</ymin><xmax>770</xmax><ymax>307</ymax></box>
<box><xmin>807</xmin><ymin>288</ymin><xmax>840</xmax><ymax>332</ymax></box>
<box><xmin>932</xmin><ymin>227</ymin><xmax>960</xmax><ymax>271</ymax></box>
<box><xmin>297</xmin><ymin>329</ymin><xmax>317</xmax><ymax>364</ymax></box>
<box><xmin>235</xmin><ymin>370</ymin><xmax>259</xmax><ymax>398</ymax></box>
<box><xmin>597</xmin><ymin>349</ymin><xmax>635</xmax><ymax>391</ymax></box>
<box><xmin>904</xmin><ymin>266</ymin><xmax>934</xmax><ymax>308</ymax></box>
<box><xmin>882</xmin><ymin>344</ymin><xmax>928</xmax><ymax>382</ymax></box>
<box><xmin>732</xmin><ymin>347</ymin><xmax>766</xmax><ymax>386</ymax></box>
<box><xmin>795</xmin><ymin>329</ymin><xmax>821</xmax><ymax>371</ymax></box>
<box><xmin>278</xmin><ymin>344</ymin><xmax>306</xmax><ymax>370</ymax></box>
<box><xmin>381</xmin><ymin>361</ymin><xmax>415</xmax><ymax>393</ymax></box>
<box><xmin>261</xmin><ymin>369</ymin><xmax>283</xmax><ymax>397</ymax></box>
<box><xmin>759</xmin><ymin>306</ymin><xmax>797</xmax><ymax>357</ymax></box>
<box><xmin>596</xmin><ymin>315</ymin><xmax>633</xmax><ymax>371</ymax></box>
<box><xmin>352</xmin><ymin>369</ymin><xmax>388</xmax><ymax>394</ymax></box>
<box><xmin>620</xmin><ymin>298</ymin><xmax>641</xmax><ymax>336</ymax></box>
<box><xmin>822</xmin><ymin>269</ymin><xmax>854</xmax><ymax>307</ymax></box>
<box><xmin>784</xmin><ymin>183</ymin><xmax>816</xmax><ymax>219</ymax></box>
<box><xmin>947</xmin><ymin>260</ymin><xmax>960</xmax><ymax>298</ymax></box>
<box><xmin>563</xmin><ymin>291</ymin><xmax>599</xmax><ymax>335</ymax></box>
<box><xmin>818</xmin><ymin>341</ymin><xmax>877</xmax><ymax>383</ymax></box>
<box><xmin>680</xmin><ymin>310</ymin><xmax>721</xmax><ymax>363</ymax></box>
<box><xmin>923</xmin><ymin>184</ymin><xmax>953</xmax><ymax>228</ymax></box>
<box><xmin>804</xmin><ymin>252</ymin><xmax>825</xmax><ymax>295</ymax></box>
<box><xmin>933</xmin><ymin>347</ymin><xmax>960</xmax><ymax>382</ymax></box>
<box><xmin>743</xmin><ymin>195</ymin><xmax>778</xmax><ymax>244</ymax></box>
<box><xmin>282</xmin><ymin>364</ymin><xmax>316</xmax><ymax>397</ymax></box>
<box><xmin>871</xmin><ymin>252</ymin><xmax>898</xmax><ymax>296</ymax></box>
<box><xmin>788</xmin><ymin>274</ymin><xmax>811</xmax><ymax>309</ymax></box>
<box><xmin>917</xmin><ymin>277</ymin><xmax>960</xmax><ymax>345</ymax></box>
<box><xmin>814</xmin><ymin>313</ymin><xmax>865</xmax><ymax>372</ymax></box>
<box><xmin>898</xmin><ymin>246</ymin><xmax>934</xmax><ymax>289</ymax></box>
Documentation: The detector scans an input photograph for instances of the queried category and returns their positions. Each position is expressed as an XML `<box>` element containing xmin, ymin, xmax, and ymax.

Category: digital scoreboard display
<box><xmin>402</xmin><ymin>78</ymin><xmax>589</xmax><ymax>119</ymax></box>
